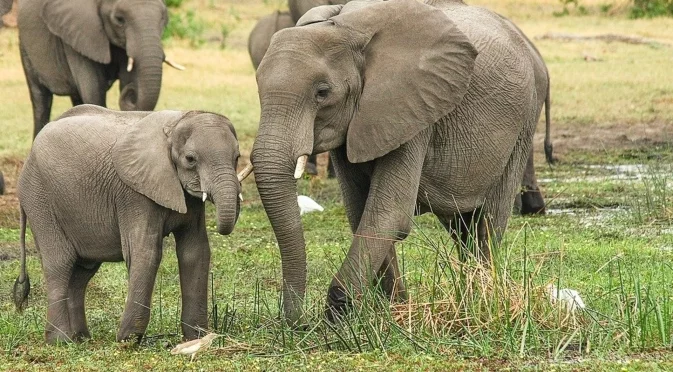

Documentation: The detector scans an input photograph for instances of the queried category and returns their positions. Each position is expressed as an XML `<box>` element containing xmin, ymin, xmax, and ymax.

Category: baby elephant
<box><xmin>13</xmin><ymin>105</ymin><xmax>252</xmax><ymax>344</ymax></box>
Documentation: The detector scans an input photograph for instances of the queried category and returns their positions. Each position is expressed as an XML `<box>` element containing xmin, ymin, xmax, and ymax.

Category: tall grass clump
<box><xmin>200</xmin><ymin>217</ymin><xmax>673</xmax><ymax>358</ymax></box>
<box><xmin>628</xmin><ymin>163</ymin><xmax>672</xmax><ymax>225</ymax></box>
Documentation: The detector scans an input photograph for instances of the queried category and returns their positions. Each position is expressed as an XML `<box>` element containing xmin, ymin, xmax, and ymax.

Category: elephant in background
<box><xmin>13</xmin><ymin>105</ymin><xmax>252</xmax><ymax>344</ymax></box>
<box><xmin>0</xmin><ymin>0</ymin><xmax>16</xmax><ymax>27</ymax></box>
<box><xmin>248</xmin><ymin>11</ymin><xmax>294</xmax><ymax>70</ymax></box>
<box><xmin>250</xmin><ymin>0</ymin><xmax>552</xmax><ymax>324</ymax></box>
<box><xmin>18</xmin><ymin>0</ymin><xmax>184</xmax><ymax>138</ymax></box>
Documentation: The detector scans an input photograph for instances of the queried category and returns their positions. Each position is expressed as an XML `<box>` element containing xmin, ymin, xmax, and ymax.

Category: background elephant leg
<box><xmin>67</xmin><ymin>262</ymin><xmax>101</xmax><ymax>341</ymax></box>
<box><xmin>306</xmin><ymin>154</ymin><xmax>318</xmax><ymax>175</ymax></box>
<box><xmin>70</xmin><ymin>94</ymin><xmax>84</xmax><ymax>107</ymax></box>
<box><xmin>376</xmin><ymin>247</ymin><xmax>407</xmax><ymax>302</ymax></box>
<box><xmin>327</xmin><ymin>134</ymin><xmax>429</xmax><ymax>320</ymax></box>
<box><xmin>327</xmin><ymin>157</ymin><xmax>336</xmax><ymax>178</ymax></box>
<box><xmin>518</xmin><ymin>149</ymin><xmax>546</xmax><ymax>215</ymax></box>
<box><xmin>117</xmin><ymin>230</ymin><xmax>162</xmax><ymax>343</ymax></box>
<box><xmin>438</xmin><ymin>210</ymin><xmax>486</xmax><ymax>262</ymax></box>
<box><xmin>20</xmin><ymin>47</ymin><xmax>53</xmax><ymax>137</ymax></box>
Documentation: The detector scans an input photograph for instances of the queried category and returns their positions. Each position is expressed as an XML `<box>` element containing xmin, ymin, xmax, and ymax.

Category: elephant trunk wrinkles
<box><xmin>251</xmin><ymin>117</ymin><xmax>310</xmax><ymax>325</ymax></box>
<box><xmin>211</xmin><ymin>175</ymin><xmax>240</xmax><ymax>236</ymax></box>
<box><xmin>120</xmin><ymin>23</ymin><xmax>163</xmax><ymax>111</ymax></box>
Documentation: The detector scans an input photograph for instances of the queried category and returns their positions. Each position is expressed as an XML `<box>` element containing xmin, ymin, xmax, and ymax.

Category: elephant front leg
<box><xmin>174</xmin><ymin>222</ymin><xmax>211</xmax><ymax>340</ymax></box>
<box><xmin>117</xmin><ymin>231</ymin><xmax>163</xmax><ymax>343</ymax></box>
<box><xmin>326</xmin><ymin>134</ymin><xmax>429</xmax><ymax>321</ymax></box>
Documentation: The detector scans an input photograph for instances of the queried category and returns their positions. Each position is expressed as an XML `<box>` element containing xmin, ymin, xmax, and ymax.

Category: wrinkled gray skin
<box><xmin>18</xmin><ymin>0</ymin><xmax>169</xmax><ymax>138</ymax></box>
<box><xmin>14</xmin><ymin>105</ymin><xmax>242</xmax><ymax>344</ymax></box>
<box><xmin>248</xmin><ymin>11</ymin><xmax>295</xmax><ymax>70</ymax></box>
<box><xmin>251</xmin><ymin>0</ymin><xmax>552</xmax><ymax>324</ymax></box>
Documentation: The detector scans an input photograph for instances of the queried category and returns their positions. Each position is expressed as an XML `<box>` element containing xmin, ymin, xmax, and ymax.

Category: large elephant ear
<box><xmin>42</xmin><ymin>0</ymin><xmax>111</xmax><ymax>64</ymax></box>
<box><xmin>112</xmin><ymin>111</ymin><xmax>188</xmax><ymax>214</ymax></box>
<box><xmin>296</xmin><ymin>4</ymin><xmax>343</xmax><ymax>26</ymax></box>
<box><xmin>332</xmin><ymin>0</ymin><xmax>478</xmax><ymax>163</ymax></box>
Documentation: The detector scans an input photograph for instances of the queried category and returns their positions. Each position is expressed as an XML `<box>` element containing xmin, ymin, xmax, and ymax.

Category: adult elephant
<box><xmin>250</xmin><ymin>0</ymin><xmax>553</xmax><ymax>324</ymax></box>
<box><xmin>17</xmin><ymin>0</ymin><xmax>183</xmax><ymax>138</ymax></box>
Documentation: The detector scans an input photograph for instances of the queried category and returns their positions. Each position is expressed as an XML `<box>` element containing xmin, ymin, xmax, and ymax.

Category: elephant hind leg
<box><xmin>33</xmin><ymin>232</ymin><xmax>78</xmax><ymax>344</ymax></box>
<box><xmin>68</xmin><ymin>262</ymin><xmax>101</xmax><ymax>342</ymax></box>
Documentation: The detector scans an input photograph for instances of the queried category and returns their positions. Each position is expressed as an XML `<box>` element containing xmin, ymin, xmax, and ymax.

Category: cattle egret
<box><xmin>170</xmin><ymin>333</ymin><xmax>219</xmax><ymax>362</ymax></box>
<box><xmin>298</xmin><ymin>195</ymin><xmax>324</xmax><ymax>215</ymax></box>
<box><xmin>546</xmin><ymin>284</ymin><xmax>586</xmax><ymax>312</ymax></box>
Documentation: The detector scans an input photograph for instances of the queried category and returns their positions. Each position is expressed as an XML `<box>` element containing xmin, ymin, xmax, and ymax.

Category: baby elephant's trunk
<box><xmin>13</xmin><ymin>206</ymin><xmax>30</xmax><ymax>312</ymax></box>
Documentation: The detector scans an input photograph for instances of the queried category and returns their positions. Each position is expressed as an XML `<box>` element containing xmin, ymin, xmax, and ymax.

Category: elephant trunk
<box><xmin>211</xmin><ymin>174</ymin><xmax>240</xmax><ymax>236</ymax></box>
<box><xmin>251</xmin><ymin>105</ymin><xmax>314</xmax><ymax>326</ymax></box>
<box><xmin>120</xmin><ymin>22</ymin><xmax>164</xmax><ymax>111</ymax></box>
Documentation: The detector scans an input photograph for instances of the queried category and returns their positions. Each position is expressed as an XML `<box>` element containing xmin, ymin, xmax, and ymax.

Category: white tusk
<box><xmin>294</xmin><ymin>155</ymin><xmax>308</xmax><ymax>179</ymax></box>
<box><xmin>238</xmin><ymin>193</ymin><xmax>243</xmax><ymax>202</ymax></box>
<box><xmin>127</xmin><ymin>57</ymin><xmax>134</xmax><ymax>72</ymax></box>
<box><xmin>164</xmin><ymin>57</ymin><xmax>186</xmax><ymax>71</ymax></box>
<box><xmin>237</xmin><ymin>163</ymin><xmax>254</xmax><ymax>182</ymax></box>
<box><xmin>202</xmin><ymin>192</ymin><xmax>207</xmax><ymax>202</ymax></box>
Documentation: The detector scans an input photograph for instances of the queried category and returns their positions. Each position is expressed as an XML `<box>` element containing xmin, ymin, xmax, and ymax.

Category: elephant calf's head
<box><xmin>112</xmin><ymin>111</ymin><xmax>243</xmax><ymax>235</ymax></box>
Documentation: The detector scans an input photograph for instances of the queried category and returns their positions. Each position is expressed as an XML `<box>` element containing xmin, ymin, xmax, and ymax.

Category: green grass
<box><xmin>1</xmin><ymin>0</ymin><xmax>673</xmax><ymax>370</ymax></box>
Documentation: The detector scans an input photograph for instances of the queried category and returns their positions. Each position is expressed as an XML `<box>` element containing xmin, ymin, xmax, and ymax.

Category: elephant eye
<box><xmin>315</xmin><ymin>85</ymin><xmax>331</xmax><ymax>102</ymax></box>
<box><xmin>185</xmin><ymin>154</ymin><xmax>197</xmax><ymax>166</ymax></box>
<box><xmin>113</xmin><ymin>15</ymin><xmax>125</xmax><ymax>25</ymax></box>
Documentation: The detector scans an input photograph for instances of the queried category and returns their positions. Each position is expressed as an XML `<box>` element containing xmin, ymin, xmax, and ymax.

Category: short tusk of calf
<box><xmin>164</xmin><ymin>57</ymin><xmax>186</xmax><ymax>71</ymax></box>
<box><xmin>294</xmin><ymin>155</ymin><xmax>308</xmax><ymax>179</ymax></box>
<box><xmin>238</xmin><ymin>193</ymin><xmax>243</xmax><ymax>202</ymax></box>
<box><xmin>202</xmin><ymin>192</ymin><xmax>207</xmax><ymax>202</ymax></box>
<box><xmin>127</xmin><ymin>57</ymin><xmax>134</xmax><ymax>72</ymax></box>
<box><xmin>237</xmin><ymin>163</ymin><xmax>253</xmax><ymax>182</ymax></box>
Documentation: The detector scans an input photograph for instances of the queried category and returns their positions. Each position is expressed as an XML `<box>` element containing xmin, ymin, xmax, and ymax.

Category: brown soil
<box><xmin>532</xmin><ymin>120</ymin><xmax>673</xmax><ymax>162</ymax></box>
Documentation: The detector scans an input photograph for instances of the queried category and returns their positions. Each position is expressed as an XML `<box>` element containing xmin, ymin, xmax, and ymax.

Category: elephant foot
<box><xmin>325</xmin><ymin>285</ymin><xmax>351</xmax><ymax>323</ymax></box>
<box><xmin>71</xmin><ymin>330</ymin><xmax>92</xmax><ymax>343</ymax></box>
<box><xmin>45</xmin><ymin>329</ymin><xmax>73</xmax><ymax>345</ymax></box>
<box><xmin>519</xmin><ymin>187</ymin><xmax>546</xmax><ymax>215</ymax></box>
<box><xmin>116</xmin><ymin>330</ymin><xmax>144</xmax><ymax>344</ymax></box>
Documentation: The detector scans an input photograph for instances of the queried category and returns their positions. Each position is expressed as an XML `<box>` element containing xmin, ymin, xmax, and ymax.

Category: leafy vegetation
<box><xmin>630</xmin><ymin>0</ymin><xmax>673</xmax><ymax>18</ymax></box>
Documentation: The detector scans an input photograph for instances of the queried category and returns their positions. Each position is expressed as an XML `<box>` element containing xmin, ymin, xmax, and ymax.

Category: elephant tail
<box><xmin>543</xmin><ymin>76</ymin><xmax>554</xmax><ymax>165</ymax></box>
<box><xmin>13</xmin><ymin>205</ymin><xmax>30</xmax><ymax>313</ymax></box>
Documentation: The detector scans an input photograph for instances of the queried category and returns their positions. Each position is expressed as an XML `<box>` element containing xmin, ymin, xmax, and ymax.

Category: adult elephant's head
<box><xmin>251</xmin><ymin>0</ymin><xmax>477</xmax><ymax>324</ymax></box>
<box><xmin>42</xmin><ymin>0</ymin><xmax>170</xmax><ymax>111</ymax></box>
<box><xmin>112</xmin><ymin>110</ymin><xmax>246</xmax><ymax>235</ymax></box>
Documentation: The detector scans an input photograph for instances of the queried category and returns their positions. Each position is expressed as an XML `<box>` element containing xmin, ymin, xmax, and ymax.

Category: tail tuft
<box><xmin>544</xmin><ymin>142</ymin><xmax>555</xmax><ymax>165</ymax></box>
<box><xmin>13</xmin><ymin>274</ymin><xmax>30</xmax><ymax>313</ymax></box>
